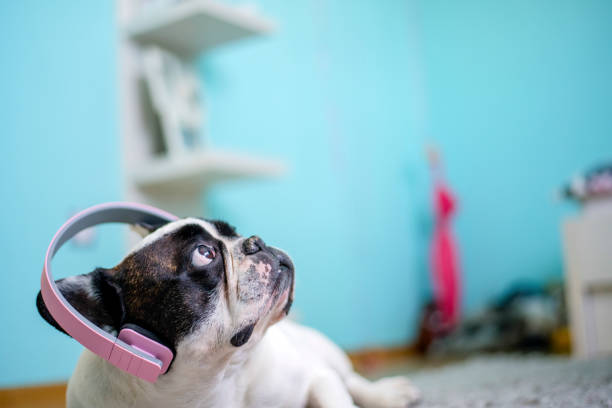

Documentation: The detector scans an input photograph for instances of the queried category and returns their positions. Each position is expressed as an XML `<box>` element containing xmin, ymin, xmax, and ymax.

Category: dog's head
<box><xmin>36</xmin><ymin>218</ymin><xmax>294</xmax><ymax>369</ymax></box>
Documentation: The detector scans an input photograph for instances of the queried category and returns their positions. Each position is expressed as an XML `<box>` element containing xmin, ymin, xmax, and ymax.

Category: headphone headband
<box><xmin>40</xmin><ymin>202</ymin><xmax>179</xmax><ymax>382</ymax></box>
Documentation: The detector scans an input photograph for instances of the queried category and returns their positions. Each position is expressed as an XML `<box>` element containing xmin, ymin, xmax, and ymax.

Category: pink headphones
<box><xmin>40</xmin><ymin>202</ymin><xmax>179</xmax><ymax>382</ymax></box>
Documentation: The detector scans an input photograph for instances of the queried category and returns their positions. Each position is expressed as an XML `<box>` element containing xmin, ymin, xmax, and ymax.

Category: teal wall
<box><xmin>415</xmin><ymin>0</ymin><xmax>612</xmax><ymax>311</ymax></box>
<box><xmin>200</xmin><ymin>0</ymin><xmax>428</xmax><ymax>351</ymax></box>
<box><xmin>200</xmin><ymin>0</ymin><xmax>612</xmax><ymax>349</ymax></box>
<box><xmin>0</xmin><ymin>1</ymin><xmax>120</xmax><ymax>386</ymax></box>
<box><xmin>2</xmin><ymin>0</ymin><xmax>612</xmax><ymax>388</ymax></box>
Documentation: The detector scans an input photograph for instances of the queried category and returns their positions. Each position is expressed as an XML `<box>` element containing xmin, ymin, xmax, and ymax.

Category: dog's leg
<box><xmin>345</xmin><ymin>373</ymin><xmax>420</xmax><ymax>408</ymax></box>
<box><xmin>307</xmin><ymin>369</ymin><xmax>358</xmax><ymax>408</ymax></box>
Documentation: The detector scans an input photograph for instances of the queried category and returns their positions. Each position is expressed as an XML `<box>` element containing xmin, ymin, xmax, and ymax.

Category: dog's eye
<box><xmin>192</xmin><ymin>245</ymin><xmax>216</xmax><ymax>267</ymax></box>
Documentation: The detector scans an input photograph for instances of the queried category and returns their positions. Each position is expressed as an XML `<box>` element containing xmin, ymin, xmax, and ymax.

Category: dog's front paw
<box><xmin>369</xmin><ymin>376</ymin><xmax>421</xmax><ymax>408</ymax></box>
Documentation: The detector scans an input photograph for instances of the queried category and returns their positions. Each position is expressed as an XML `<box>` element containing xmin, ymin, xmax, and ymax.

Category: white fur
<box><xmin>66</xmin><ymin>220</ymin><xmax>420</xmax><ymax>408</ymax></box>
<box><xmin>67</xmin><ymin>320</ymin><xmax>419</xmax><ymax>408</ymax></box>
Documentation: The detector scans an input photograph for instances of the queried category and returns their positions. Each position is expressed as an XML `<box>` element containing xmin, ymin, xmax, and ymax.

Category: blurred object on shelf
<box><xmin>142</xmin><ymin>46</ymin><xmax>205</xmax><ymax>157</ymax></box>
<box><xmin>560</xmin><ymin>162</ymin><xmax>612</xmax><ymax>202</ymax></box>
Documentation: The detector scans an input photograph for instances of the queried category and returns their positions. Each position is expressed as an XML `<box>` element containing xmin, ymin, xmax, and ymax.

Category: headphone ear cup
<box><xmin>120</xmin><ymin>323</ymin><xmax>165</xmax><ymax>344</ymax></box>
<box><xmin>118</xmin><ymin>324</ymin><xmax>174</xmax><ymax>374</ymax></box>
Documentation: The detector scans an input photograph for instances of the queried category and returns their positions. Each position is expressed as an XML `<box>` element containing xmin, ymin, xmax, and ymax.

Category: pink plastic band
<box><xmin>40</xmin><ymin>202</ymin><xmax>178</xmax><ymax>382</ymax></box>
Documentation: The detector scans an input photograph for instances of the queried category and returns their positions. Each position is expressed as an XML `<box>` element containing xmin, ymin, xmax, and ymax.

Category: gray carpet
<box><xmin>408</xmin><ymin>355</ymin><xmax>612</xmax><ymax>407</ymax></box>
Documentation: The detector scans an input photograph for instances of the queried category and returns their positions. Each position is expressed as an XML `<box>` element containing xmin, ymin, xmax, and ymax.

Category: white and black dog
<box><xmin>37</xmin><ymin>217</ymin><xmax>420</xmax><ymax>407</ymax></box>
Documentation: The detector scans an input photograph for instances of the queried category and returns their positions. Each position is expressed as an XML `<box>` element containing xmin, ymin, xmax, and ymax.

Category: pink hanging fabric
<box><xmin>430</xmin><ymin>176</ymin><xmax>461</xmax><ymax>330</ymax></box>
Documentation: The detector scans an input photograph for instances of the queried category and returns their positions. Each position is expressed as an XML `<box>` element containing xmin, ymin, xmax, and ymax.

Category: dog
<box><xmin>37</xmin><ymin>217</ymin><xmax>420</xmax><ymax>407</ymax></box>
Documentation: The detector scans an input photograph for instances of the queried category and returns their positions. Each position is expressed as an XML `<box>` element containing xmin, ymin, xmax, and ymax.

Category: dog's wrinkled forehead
<box><xmin>131</xmin><ymin>217</ymin><xmax>239</xmax><ymax>254</ymax></box>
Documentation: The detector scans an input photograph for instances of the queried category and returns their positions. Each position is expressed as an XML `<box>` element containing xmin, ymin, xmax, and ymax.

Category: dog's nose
<box><xmin>243</xmin><ymin>235</ymin><xmax>265</xmax><ymax>255</ymax></box>
<box><xmin>270</xmin><ymin>247</ymin><xmax>294</xmax><ymax>272</ymax></box>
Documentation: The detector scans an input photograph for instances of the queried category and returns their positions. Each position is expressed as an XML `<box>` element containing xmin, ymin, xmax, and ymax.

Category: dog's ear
<box><xmin>129</xmin><ymin>220</ymin><xmax>169</xmax><ymax>238</ymax></box>
<box><xmin>36</xmin><ymin>268</ymin><xmax>125</xmax><ymax>336</ymax></box>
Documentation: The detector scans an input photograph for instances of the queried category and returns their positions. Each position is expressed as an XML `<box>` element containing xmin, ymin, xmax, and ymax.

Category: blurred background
<box><xmin>1</xmin><ymin>0</ymin><xmax>612</xmax><ymax>404</ymax></box>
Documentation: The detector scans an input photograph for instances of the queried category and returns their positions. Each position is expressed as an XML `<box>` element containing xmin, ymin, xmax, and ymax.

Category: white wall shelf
<box><xmin>133</xmin><ymin>150</ymin><xmax>285</xmax><ymax>194</ymax></box>
<box><xmin>126</xmin><ymin>0</ymin><xmax>275</xmax><ymax>58</ymax></box>
<box><xmin>118</xmin><ymin>0</ymin><xmax>283</xmax><ymax>222</ymax></box>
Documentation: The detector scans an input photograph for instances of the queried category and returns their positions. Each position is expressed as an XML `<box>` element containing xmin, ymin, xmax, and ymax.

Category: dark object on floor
<box><xmin>430</xmin><ymin>282</ymin><xmax>566</xmax><ymax>355</ymax></box>
<box><xmin>414</xmin><ymin>301</ymin><xmax>454</xmax><ymax>354</ymax></box>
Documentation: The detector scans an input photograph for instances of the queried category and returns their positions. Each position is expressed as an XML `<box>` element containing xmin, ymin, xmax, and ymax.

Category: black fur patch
<box><xmin>230</xmin><ymin>323</ymin><xmax>255</xmax><ymax>347</ymax></box>
<box><xmin>136</xmin><ymin>220</ymin><xmax>169</xmax><ymax>234</ymax></box>
<box><xmin>207</xmin><ymin>219</ymin><xmax>239</xmax><ymax>238</ymax></box>
<box><xmin>37</xmin><ymin>292</ymin><xmax>67</xmax><ymax>336</ymax></box>
<box><xmin>113</xmin><ymin>223</ymin><xmax>224</xmax><ymax>349</ymax></box>
<box><xmin>36</xmin><ymin>268</ymin><xmax>122</xmax><ymax>337</ymax></box>
<box><xmin>36</xmin><ymin>223</ymin><xmax>226</xmax><ymax>352</ymax></box>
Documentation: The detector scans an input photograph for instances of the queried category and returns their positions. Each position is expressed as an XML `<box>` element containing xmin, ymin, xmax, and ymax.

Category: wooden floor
<box><xmin>0</xmin><ymin>383</ymin><xmax>66</xmax><ymax>408</ymax></box>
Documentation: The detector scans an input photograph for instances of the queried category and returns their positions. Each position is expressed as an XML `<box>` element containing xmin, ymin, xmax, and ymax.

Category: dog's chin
<box><xmin>271</xmin><ymin>270</ymin><xmax>294</xmax><ymax>323</ymax></box>
<box><xmin>268</xmin><ymin>287</ymin><xmax>292</xmax><ymax>325</ymax></box>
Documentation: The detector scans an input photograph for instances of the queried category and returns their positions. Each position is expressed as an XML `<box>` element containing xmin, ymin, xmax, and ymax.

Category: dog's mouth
<box><xmin>240</xmin><ymin>246</ymin><xmax>294</xmax><ymax>322</ymax></box>
<box><xmin>278</xmin><ymin>265</ymin><xmax>294</xmax><ymax>315</ymax></box>
<box><xmin>268</xmin><ymin>247</ymin><xmax>294</xmax><ymax>305</ymax></box>
<box><xmin>281</xmin><ymin>288</ymin><xmax>293</xmax><ymax>315</ymax></box>
<box><xmin>269</xmin><ymin>260</ymin><xmax>294</xmax><ymax>320</ymax></box>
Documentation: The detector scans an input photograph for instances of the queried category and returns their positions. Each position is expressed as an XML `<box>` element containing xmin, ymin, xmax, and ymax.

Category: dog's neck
<box><xmin>95</xmin><ymin>342</ymin><xmax>254</xmax><ymax>408</ymax></box>
<box><xmin>151</xmin><ymin>354</ymin><xmax>247</xmax><ymax>408</ymax></box>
